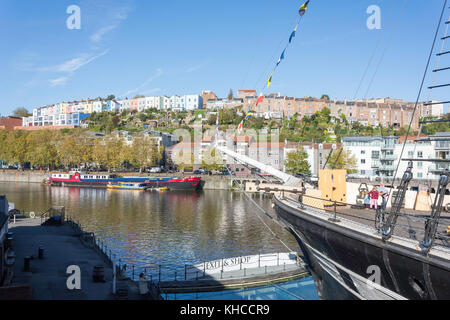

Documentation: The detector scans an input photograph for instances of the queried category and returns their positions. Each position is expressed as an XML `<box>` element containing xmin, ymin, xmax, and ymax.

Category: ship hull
<box><xmin>273</xmin><ymin>196</ymin><xmax>450</xmax><ymax>300</ymax></box>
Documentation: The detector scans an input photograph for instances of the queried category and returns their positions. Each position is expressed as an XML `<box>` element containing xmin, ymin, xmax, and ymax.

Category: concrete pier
<box><xmin>4</xmin><ymin>217</ymin><xmax>155</xmax><ymax>300</ymax></box>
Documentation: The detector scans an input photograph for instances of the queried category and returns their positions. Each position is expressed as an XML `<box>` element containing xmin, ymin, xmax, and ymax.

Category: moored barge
<box><xmin>48</xmin><ymin>172</ymin><xmax>203</xmax><ymax>191</ymax></box>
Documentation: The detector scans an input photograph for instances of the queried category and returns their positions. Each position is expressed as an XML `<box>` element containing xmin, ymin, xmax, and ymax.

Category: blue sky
<box><xmin>0</xmin><ymin>0</ymin><xmax>448</xmax><ymax>116</ymax></box>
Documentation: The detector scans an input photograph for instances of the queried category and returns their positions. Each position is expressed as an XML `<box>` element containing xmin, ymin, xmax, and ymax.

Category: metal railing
<box><xmin>278</xmin><ymin>190</ymin><xmax>450</xmax><ymax>249</ymax></box>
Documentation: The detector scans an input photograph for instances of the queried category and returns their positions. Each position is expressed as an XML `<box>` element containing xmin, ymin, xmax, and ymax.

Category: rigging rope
<box><xmin>363</xmin><ymin>0</ymin><xmax>409</xmax><ymax>99</ymax></box>
<box><xmin>425</xmin><ymin>12</ymin><xmax>450</xmax><ymax>104</ymax></box>
<box><xmin>352</xmin><ymin>0</ymin><xmax>398</xmax><ymax>100</ymax></box>
<box><xmin>223</xmin><ymin>161</ymin><xmax>301</xmax><ymax>258</ymax></box>
<box><xmin>386</xmin><ymin>0</ymin><xmax>448</xmax><ymax>205</ymax></box>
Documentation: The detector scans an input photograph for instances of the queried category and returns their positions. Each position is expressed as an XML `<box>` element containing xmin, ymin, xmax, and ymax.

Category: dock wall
<box><xmin>0</xmin><ymin>170</ymin><xmax>234</xmax><ymax>190</ymax></box>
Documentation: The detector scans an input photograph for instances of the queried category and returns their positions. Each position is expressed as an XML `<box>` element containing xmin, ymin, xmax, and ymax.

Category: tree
<box><xmin>129</xmin><ymin>136</ymin><xmax>159</xmax><ymax>172</ymax></box>
<box><xmin>6</xmin><ymin>131</ymin><xmax>29</xmax><ymax>168</ymax></box>
<box><xmin>201</xmin><ymin>148</ymin><xmax>223</xmax><ymax>172</ymax></box>
<box><xmin>320</xmin><ymin>94</ymin><xmax>330</xmax><ymax>101</ymax></box>
<box><xmin>26</xmin><ymin>130</ymin><xmax>59</xmax><ymax>169</ymax></box>
<box><xmin>92</xmin><ymin>136</ymin><xmax>126</xmax><ymax>171</ymax></box>
<box><xmin>285</xmin><ymin>147</ymin><xmax>311</xmax><ymax>175</ymax></box>
<box><xmin>12</xmin><ymin>107</ymin><xmax>32</xmax><ymax>117</ymax></box>
<box><xmin>227</xmin><ymin>89</ymin><xmax>234</xmax><ymax>100</ymax></box>
<box><xmin>326</xmin><ymin>148</ymin><xmax>357</xmax><ymax>174</ymax></box>
<box><xmin>105</xmin><ymin>95</ymin><xmax>116</xmax><ymax>101</ymax></box>
<box><xmin>57</xmin><ymin>131</ymin><xmax>92</xmax><ymax>169</ymax></box>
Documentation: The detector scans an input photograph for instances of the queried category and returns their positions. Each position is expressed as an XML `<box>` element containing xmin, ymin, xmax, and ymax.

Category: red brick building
<box><xmin>0</xmin><ymin>117</ymin><xmax>23</xmax><ymax>130</ymax></box>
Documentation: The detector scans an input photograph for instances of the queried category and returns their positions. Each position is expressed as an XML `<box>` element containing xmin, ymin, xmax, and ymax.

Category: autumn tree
<box><xmin>26</xmin><ymin>130</ymin><xmax>59</xmax><ymax>169</ymax></box>
<box><xmin>57</xmin><ymin>130</ymin><xmax>93</xmax><ymax>169</ymax></box>
<box><xmin>284</xmin><ymin>147</ymin><xmax>311</xmax><ymax>175</ymax></box>
<box><xmin>92</xmin><ymin>136</ymin><xmax>125</xmax><ymax>171</ymax></box>
<box><xmin>326</xmin><ymin>148</ymin><xmax>357</xmax><ymax>174</ymax></box>
<box><xmin>6</xmin><ymin>131</ymin><xmax>29</xmax><ymax>168</ymax></box>
<box><xmin>129</xmin><ymin>136</ymin><xmax>161</xmax><ymax>173</ymax></box>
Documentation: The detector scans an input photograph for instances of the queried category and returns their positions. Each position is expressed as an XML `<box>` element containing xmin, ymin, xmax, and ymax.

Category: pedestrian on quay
<box><xmin>369</xmin><ymin>186</ymin><xmax>379</xmax><ymax>210</ymax></box>
<box><xmin>378</xmin><ymin>183</ymin><xmax>388</xmax><ymax>210</ymax></box>
<box><xmin>139</xmin><ymin>273</ymin><xmax>149</xmax><ymax>295</ymax></box>
<box><xmin>363</xmin><ymin>191</ymin><xmax>370</xmax><ymax>209</ymax></box>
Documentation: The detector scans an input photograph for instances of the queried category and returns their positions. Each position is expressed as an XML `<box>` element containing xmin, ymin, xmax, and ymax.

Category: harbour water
<box><xmin>0</xmin><ymin>181</ymin><xmax>318</xmax><ymax>300</ymax></box>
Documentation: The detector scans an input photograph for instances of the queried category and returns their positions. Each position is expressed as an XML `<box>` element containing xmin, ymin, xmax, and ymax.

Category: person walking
<box><xmin>369</xmin><ymin>186</ymin><xmax>379</xmax><ymax>210</ymax></box>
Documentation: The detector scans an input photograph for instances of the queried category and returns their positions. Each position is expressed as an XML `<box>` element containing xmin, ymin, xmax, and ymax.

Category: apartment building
<box><xmin>342</xmin><ymin>134</ymin><xmax>444</xmax><ymax>180</ymax></box>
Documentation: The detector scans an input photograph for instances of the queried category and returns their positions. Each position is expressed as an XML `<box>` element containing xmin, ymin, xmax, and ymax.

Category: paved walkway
<box><xmin>8</xmin><ymin>218</ymin><xmax>127</xmax><ymax>300</ymax></box>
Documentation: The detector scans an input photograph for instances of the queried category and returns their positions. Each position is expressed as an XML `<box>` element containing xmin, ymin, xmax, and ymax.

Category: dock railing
<box><xmin>278</xmin><ymin>190</ymin><xmax>450</xmax><ymax>250</ymax></box>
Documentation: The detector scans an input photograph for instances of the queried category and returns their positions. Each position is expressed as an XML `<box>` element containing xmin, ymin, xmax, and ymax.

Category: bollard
<box><xmin>132</xmin><ymin>265</ymin><xmax>135</xmax><ymax>280</ymax></box>
<box><xmin>24</xmin><ymin>256</ymin><xmax>31</xmax><ymax>272</ymax></box>
<box><xmin>221</xmin><ymin>270</ymin><xmax>223</xmax><ymax>279</ymax></box>
<box><xmin>38</xmin><ymin>246</ymin><xmax>44</xmax><ymax>259</ymax></box>
<box><xmin>196</xmin><ymin>271</ymin><xmax>199</xmax><ymax>280</ymax></box>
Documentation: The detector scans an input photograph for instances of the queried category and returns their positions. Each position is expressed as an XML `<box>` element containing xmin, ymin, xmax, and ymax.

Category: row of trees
<box><xmin>0</xmin><ymin>129</ymin><xmax>162</xmax><ymax>172</ymax></box>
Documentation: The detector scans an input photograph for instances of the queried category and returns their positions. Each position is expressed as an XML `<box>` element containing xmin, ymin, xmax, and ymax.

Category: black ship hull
<box><xmin>274</xmin><ymin>196</ymin><xmax>450</xmax><ymax>300</ymax></box>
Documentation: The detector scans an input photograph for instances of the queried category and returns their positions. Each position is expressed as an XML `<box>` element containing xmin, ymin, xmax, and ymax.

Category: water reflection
<box><xmin>0</xmin><ymin>182</ymin><xmax>300</xmax><ymax>280</ymax></box>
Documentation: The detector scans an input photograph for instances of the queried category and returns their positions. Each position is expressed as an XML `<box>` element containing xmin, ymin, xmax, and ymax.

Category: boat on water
<box><xmin>48</xmin><ymin>171</ymin><xmax>204</xmax><ymax>191</ymax></box>
<box><xmin>107</xmin><ymin>182</ymin><xmax>147</xmax><ymax>191</ymax></box>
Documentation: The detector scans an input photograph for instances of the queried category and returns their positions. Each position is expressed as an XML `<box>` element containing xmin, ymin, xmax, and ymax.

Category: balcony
<box><xmin>379</xmin><ymin>154</ymin><xmax>397</xmax><ymax>160</ymax></box>
<box><xmin>380</xmin><ymin>165</ymin><xmax>397</xmax><ymax>171</ymax></box>
<box><xmin>428</xmin><ymin>164</ymin><xmax>450</xmax><ymax>173</ymax></box>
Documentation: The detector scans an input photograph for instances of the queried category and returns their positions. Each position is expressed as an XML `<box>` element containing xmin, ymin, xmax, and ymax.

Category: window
<box><xmin>361</xmin><ymin>159</ymin><xmax>366</xmax><ymax>164</ymax></box>
<box><xmin>418</xmin><ymin>151</ymin><xmax>423</xmax><ymax>158</ymax></box>
<box><xmin>408</xmin><ymin>151</ymin><xmax>414</xmax><ymax>157</ymax></box>
<box><xmin>418</xmin><ymin>162</ymin><xmax>423</xmax><ymax>168</ymax></box>
<box><xmin>361</xmin><ymin>150</ymin><xmax>366</xmax><ymax>155</ymax></box>
<box><xmin>417</xmin><ymin>173</ymin><xmax>423</xmax><ymax>178</ymax></box>
<box><xmin>361</xmin><ymin>170</ymin><xmax>366</xmax><ymax>175</ymax></box>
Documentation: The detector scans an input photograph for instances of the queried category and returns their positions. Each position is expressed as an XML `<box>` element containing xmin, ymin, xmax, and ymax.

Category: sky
<box><xmin>0</xmin><ymin>0</ymin><xmax>448</xmax><ymax>116</ymax></box>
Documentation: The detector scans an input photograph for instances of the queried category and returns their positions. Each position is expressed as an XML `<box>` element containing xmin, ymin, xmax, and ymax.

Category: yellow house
<box><xmin>60</xmin><ymin>102</ymin><xmax>68</xmax><ymax>114</ymax></box>
<box><xmin>85</xmin><ymin>100</ymin><xmax>94</xmax><ymax>113</ymax></box>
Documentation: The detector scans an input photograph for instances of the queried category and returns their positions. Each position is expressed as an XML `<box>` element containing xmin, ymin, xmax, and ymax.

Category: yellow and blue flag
<box><xmin>245</xmin><ymin>111</ymin><xmax>255</xmax><ymax>120</ymax></box>
<box><xmin>299</xmin><ymin>1</ymin><xmax>310</xmax><ymax>16</ymax></box>
<box><xmin>267</xmin><ymin>73</ymin><xmax>273</xmax><ymax>88</ymax></box>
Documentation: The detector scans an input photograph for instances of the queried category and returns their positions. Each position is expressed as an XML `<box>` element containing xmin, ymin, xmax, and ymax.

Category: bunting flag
<box><xmin>256</xmin><ymin>94</ymin><xmax>264</xmax><ymax>106</ymax></box>
<box><xmin>239</xmin><ymin>0</ymin><xmax>311</xmax><ymax>133</ymax></box>
<box><xmin>289</xmin><ymin>28</ymin><xmax>297</xmax><ymax>44</ymax></box>
<box><xmin>216</xmin><ymin>115</ymin><xmax>219</xmax><ymax>136</ymax></box>
<box><xmin>267</xmin><ymin>73</ymin><xmax>273</xmax><ymax>88</ymax></box>
<box><xmin>299</xmin><ymin>1</ymin><xmax>310</xmax><ymax>16</ymax></box>
<box><xmin>277</xmin><ymin>50</ymin><xmax>286</xmax><ymax>66</ymax></box>
<box><xmin>238</xmin><ymin>120</ymin><xmax>244</xmax><ymax>133</ymax></box>
<box><xmin>245</xmin><ymin>111</ymin><xmax>255</xmax><ymax>120</ymax></box>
